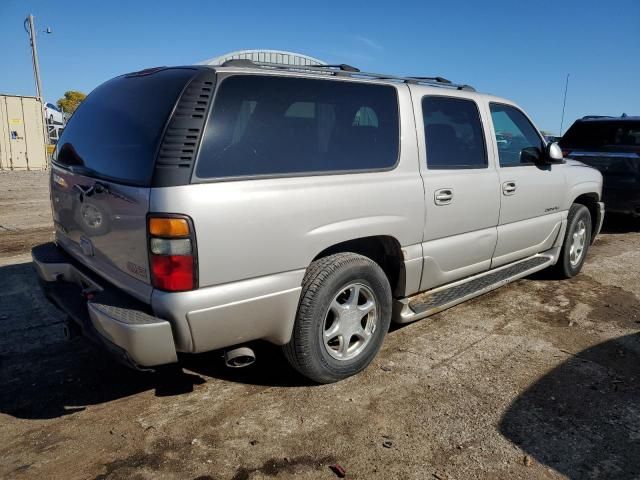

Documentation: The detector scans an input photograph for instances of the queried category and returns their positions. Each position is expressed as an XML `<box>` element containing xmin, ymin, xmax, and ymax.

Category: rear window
<box><xmin>195</xmin><ymin>75</ymin><xmax>399</xmax><ymax>179</ymax></box>
<box><xmin>561</xmin><ymin>120</ymin><xmax>640</xmax><ymax>149</ymax></box>
<box><xmin>53</xmin><ymin>68</ymin><xmax>197</xmax><ymax>186</ymax></box>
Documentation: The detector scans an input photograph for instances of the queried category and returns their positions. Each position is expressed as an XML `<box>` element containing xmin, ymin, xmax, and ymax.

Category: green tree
<box><xmin>56</xmin><ymin>91</ymin><xmax>86</xmax><ymax>116</ymax></box>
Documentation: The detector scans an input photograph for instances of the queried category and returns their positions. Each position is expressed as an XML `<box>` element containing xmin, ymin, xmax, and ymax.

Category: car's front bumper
<box><xmin>32</xmin><ymin>242</ymin><xmax>178</xmax><ymax>369</ymax></box>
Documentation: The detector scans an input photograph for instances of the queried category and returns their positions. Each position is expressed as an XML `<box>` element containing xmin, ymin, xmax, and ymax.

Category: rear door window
<box><xmin>422</xmin><ymin>96</ymin><xmax>487</xmax><ymax>169</ymax></box>
<box><xmin>195</xmin><ymin>75</ymin><xmax>399</xmax><ymax>179</ymax></box>
<box><xmin>53</xmin><ymin>68</ymin><xmax>198</xmax><ymax>186</ymax></box>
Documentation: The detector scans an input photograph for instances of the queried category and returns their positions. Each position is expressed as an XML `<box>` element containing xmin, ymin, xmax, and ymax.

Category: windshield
<box><xmin>53</xmin><ymin>67</ymin><xmax>198</xmax><ymax>186</ymax></box>
<box><xmin>561</xmin><ymin>120</ymin><xmax>640</xmax><ymax>150</ymax></box>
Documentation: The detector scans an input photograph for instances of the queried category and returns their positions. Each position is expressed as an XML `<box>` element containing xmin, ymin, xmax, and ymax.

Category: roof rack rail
<box><xmin>220</xmin><ymin>59</ymin><xmax>359</xmax><ymax>72</ymax></box>
<box><xmin>407</xmin><ymin>76</ymin><xmax>452</xmax><ymax>84</ymax></box>
<box><xmin>215</xmin><ymin>59</ymin><xmax>475</xmax><ymax>92</ymax></box>
<box><xmin>322</xmin><ymin>64</ymin><xmax>360</xmax><ymax>72</ymax></box>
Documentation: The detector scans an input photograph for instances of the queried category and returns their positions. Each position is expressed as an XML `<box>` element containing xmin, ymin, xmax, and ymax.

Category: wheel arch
<box><xmin>312</xmin><ymin>235</ymin><xmax>406</xmax><ymax>297</ymax></box>
<box><xmin>572</xmin><ymin>192</ymin><xmax>600</xmax><ymax>243</ymax></box>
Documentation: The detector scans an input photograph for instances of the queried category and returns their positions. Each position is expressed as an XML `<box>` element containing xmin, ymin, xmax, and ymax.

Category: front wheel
<box><xmin>283</xmin><ymin>253</ymin><xmax>392</xmax><ymax>383</ymax></box>
<box><xmin>555</xmin><ymin>204</ymin><xmax>592</xmax><ymax>278</ymax></box>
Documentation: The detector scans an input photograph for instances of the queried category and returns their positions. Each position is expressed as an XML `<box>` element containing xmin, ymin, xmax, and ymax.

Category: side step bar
<box><xmin>394</xmin><ymin>252</ymin><xmax>557</xmax><ymax>324</ymax></box>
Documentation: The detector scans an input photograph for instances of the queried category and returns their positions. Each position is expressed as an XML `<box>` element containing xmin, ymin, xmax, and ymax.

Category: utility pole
<box><xmin>25</xmin><ymin>14</ymin><xmax>44</xmax><ymax>101</ymax></box>
<box><xmin>559</xmin><ymin>73</ymin><xmax>570</xmax><ymax>136</ymax></box>
<box><xmin>24</xmin><ymin>14</ymin><xmax>51</xmax><ymax>154</ymax></box>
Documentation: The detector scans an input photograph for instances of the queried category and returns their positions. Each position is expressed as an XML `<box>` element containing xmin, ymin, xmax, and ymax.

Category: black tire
<box><xmin>555</xmin><ymin>203</ymin><xmax>592</xmax><ymax>278</ymax></box>
<box><xmin>283</xmin><ymin>253</ymin><xmax>392</xmax><ymax>383</ymax></box>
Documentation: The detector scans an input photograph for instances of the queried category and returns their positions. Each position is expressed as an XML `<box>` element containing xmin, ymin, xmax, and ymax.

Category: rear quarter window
<box><xmin>195</xmin><ymin>75</ymin><xmax>400</xmax><ymax>179</ymax></box>
<box><xmin>53</xmin><ymin>68</ymin><xmax>197</xmax><ymax>186</ymax></box>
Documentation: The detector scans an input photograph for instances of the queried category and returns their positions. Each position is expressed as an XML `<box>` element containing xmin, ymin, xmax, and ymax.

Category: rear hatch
<box><xmin>50</xmin><ymin>67</ymin><xmax>202</xmax><ymax>302</ymax></box>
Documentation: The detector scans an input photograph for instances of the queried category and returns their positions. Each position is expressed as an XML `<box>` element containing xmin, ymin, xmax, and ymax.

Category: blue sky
<box><xmin>2</xmin><ymin>0</ymin><xmax>638</xmax><ymax>133</ymax></box>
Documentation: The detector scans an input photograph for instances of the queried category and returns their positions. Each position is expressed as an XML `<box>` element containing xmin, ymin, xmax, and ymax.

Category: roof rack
<box><xmin>217</xmin><ymin>59</ymin><xmax>476</xmax><ymax>92</ymax></box>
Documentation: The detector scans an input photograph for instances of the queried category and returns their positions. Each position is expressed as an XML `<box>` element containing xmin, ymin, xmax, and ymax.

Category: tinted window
<box><xmin>53</xmin><ymin>68</ymin><xmax>197</xmax><ymax>186</ymax></box>
<box><xmin>561</xmin><ymin>120</ymin><xmax>640</xmax><ymax>149</ymax></box>
<box><xmin>195</xmin><ymin>75</ymin><xmax>399</xmax><ymax>179</ymax></box>
<box><xmin>490</xmin><ymin>103</ymin><xmax>543</xmax><ymax>167</ymax></box>
<box><xmin>422</xmin><ymin>96</ymin><xmax>487</xmax><ymax>169</ymax></box>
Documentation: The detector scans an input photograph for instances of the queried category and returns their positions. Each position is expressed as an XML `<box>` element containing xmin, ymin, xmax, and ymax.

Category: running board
<box><xmin>393</xmin><ymin>253</ymin><xmax>556</xmax><ymax>324</ymax></box>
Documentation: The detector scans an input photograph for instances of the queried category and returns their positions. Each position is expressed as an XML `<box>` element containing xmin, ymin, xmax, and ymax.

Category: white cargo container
<box><xmin>0</xmin><ymin>94</ymin><xmax>48</xmax><ymax>170</ymax></box>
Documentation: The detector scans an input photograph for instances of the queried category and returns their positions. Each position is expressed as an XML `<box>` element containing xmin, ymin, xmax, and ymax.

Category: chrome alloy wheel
<box><xmin>323</xmin><ymin>283</ymin><xmax>378</xmax><ymax>361</ymax></box>
<box><xmin>569</xmin><ymin>219</ymin><xmax>587</xmax><ymax>266</ymax></box>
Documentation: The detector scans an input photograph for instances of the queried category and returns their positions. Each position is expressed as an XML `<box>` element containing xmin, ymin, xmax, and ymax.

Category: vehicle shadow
<box><xmin>0</xmin><ymin>261</ymin><xmax>306</xmax><ymax>420</ymax></box>
<box><xmin>180</xmin><ymin>342</ymin><xmax>309</xmax><ymax>388</ymax></box>
<box><xmin>499</xmin><ymin>333</ymin><xmax>640</xmax><ymax>479</ymax></box>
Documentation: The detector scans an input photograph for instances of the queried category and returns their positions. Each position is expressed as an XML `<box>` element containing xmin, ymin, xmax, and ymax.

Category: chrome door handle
<box><xmin>434</xmin><ymin>188</ymin><xmax>454</xmax><ymax>205</ymax></box>
<box><xmin>502</xmin><ymin>181</ymin><xmax>517</xmax><ymax>195</ymax></box>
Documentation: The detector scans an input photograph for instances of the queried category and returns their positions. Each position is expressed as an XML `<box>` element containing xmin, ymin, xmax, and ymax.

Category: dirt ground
<box><xmin>1</xmin><ymin>170</ymin><xmax>639</xmax><ymax>480</ymax></box>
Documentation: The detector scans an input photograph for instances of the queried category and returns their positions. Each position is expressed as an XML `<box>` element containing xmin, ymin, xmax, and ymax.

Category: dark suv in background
<box><xmin>560</xmin><ymin>115</ymin><xmax>640</xmax><ymax>216</ymax></box>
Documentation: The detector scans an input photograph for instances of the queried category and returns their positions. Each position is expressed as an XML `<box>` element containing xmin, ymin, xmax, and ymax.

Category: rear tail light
<box><xmin>148</xmin><ymin>216</ymin><xmax>197</xmax><ymax>292</ymax></box>
<box><xmin>561</xmin><ymin>149</ymin><xmax>572</xmax><ymax>157</ymax></box>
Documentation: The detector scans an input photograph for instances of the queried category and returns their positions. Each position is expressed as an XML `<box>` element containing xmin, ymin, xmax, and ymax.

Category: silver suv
<box><xmin>33</xmin><ymin>62</ymin><xmax>604</xmax><ymax>383</ymax></box>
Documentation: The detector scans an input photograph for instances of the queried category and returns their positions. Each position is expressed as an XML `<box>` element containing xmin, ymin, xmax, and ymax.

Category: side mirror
<box><xmin>521</xmin><ymin>146</ymin><xmax>542</xmax><ymax>164</ymax></box>
<box><xmin>545</xmin><ymin>142</ymin><xmax>565</xmax><ymax>164</ymax></box>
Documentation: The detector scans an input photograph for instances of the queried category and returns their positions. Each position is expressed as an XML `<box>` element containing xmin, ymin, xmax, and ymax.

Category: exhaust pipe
<box><xmin>223</xmin><ymin>346</ymin><xmax>256</xmax><ymax>368</ymax></box>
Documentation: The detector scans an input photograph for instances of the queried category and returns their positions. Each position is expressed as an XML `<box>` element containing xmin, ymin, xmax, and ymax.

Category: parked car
<box><xmin>32</xmin><ymin>63</ymin><xmax>604</xmax><ymax>383</ymax></box>
<box><xmin>560</xmin><ymin>115</ymin><xmax>640</xmax><ymax>216</ymax></box>
<box><xmin>44</xmin><ymin>102</ymin><xmax>65</xmax><ymax>125</ymax></box>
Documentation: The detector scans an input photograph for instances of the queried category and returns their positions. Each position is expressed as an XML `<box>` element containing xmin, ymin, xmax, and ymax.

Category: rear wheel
<box><xmin>555</xmin><ymin>203</ymin><xmax>592</xmax><ymax>278</ymax></box>
<box><xmin>283</xmin><ymin>253</ymin><xmax>392</xmax><ymax>383</ymax></box>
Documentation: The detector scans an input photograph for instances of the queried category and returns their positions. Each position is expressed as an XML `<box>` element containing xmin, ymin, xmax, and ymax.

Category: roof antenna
<box><xmin>559</xmin><ymin>73</ymin><xmax>570</xmax><ymax>136</ymax></box>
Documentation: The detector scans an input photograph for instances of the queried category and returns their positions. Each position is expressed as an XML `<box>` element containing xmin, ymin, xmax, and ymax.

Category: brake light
<box><xmin>148</xmin><ymin>215</ymin><xmax>197</xmax><ymax>292</ymax></box>
<box><xmin>562</xmin><ymin>149</ymin><xmax>572</xmax><ymax>157</ymax></box>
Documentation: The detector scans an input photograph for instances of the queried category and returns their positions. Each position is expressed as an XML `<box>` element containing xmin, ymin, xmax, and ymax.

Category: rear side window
<box><xmin>561</xmin><ymin>121</ymin><xmax>640</xmax><ymax>149</ymax></box>
<box><xmin>53</xmin><ymin>68</ymin><xmax>197</xmax><ymax>186</ymax></box>
<box><xmin>422</xmin><ymin>96</ymin><xmax>487</xmax><ymax>169</ymax></box>
<box><xmin>195</xmin><ymin>75</ymin><xmax>399</xmax><ymax>179</ymax></box>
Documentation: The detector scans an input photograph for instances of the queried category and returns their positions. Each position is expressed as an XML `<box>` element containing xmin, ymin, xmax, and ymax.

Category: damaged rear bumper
<box><xmin>32</xmin><ymin>242</ymin><xmax>178</xmax><ymax>369</ymax></box>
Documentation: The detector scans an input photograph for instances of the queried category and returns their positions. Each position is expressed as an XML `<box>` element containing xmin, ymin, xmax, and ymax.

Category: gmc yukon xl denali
<box><xmin>33</xmin><ymin>62</ymin><xmax>604</xmax><ymax>383</ymax></box>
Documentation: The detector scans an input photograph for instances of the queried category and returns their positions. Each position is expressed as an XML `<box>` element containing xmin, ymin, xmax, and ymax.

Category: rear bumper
<box><xmin>32</xmin><ymin>242</ymin><xmax>178</xmax><ymax>368</ymax></box>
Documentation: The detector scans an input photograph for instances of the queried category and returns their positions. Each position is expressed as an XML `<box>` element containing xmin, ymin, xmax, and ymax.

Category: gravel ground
<box><xmin>0</xmin><ymin>170</ymin><xmax>639</xmax><ymax>480</ymax></box>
